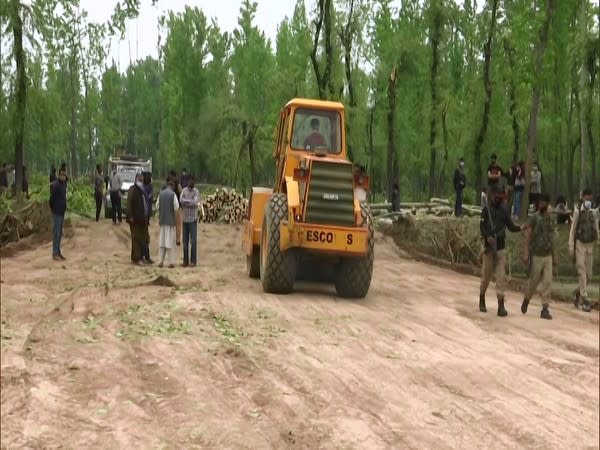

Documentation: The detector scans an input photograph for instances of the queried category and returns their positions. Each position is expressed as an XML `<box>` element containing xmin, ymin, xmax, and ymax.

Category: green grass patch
<box><xmin>116</xmin><ymin>304</ymin><xmax>192</xmax><ymax>339</ymax></box>
<box><xmin>212</xmin><ymin>314</ymin><xmax>245</xmax><ymax>345</ymax></box>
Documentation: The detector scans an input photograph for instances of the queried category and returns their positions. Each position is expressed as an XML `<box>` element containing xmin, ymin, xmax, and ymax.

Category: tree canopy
<box><xmin>1</xmin><ymin>0</ymin><xmax>598</xmax><ymax>202</ymax></box>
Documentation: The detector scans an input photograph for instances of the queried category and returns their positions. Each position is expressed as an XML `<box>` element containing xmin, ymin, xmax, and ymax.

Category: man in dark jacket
<box><xmin>479</xmin><ymin>184</ymin><xmax>524</xmax><ymax>316</ymax></box>
<box><xmin>93</xmin><ymin>164</ymin><xmax>104</xmax><ymax>221</ymax></box>
<box><xmin>49</xmin><ymin>165</ymin><xmax>57</xmax><ymax>184</ymax></box>
<box><xmin>49</xmin><ymin>168</ymin><xmax>68</xmax><ymax>261</ymax></box>
<box><xmin>141</xmin><ymin>171</ymin><xmax>154</xmax><ymax>264</ymax></box>
<box><xmin>453</xmin><ymin>158</ymin><xmax>466</xmax><ymax>217</ymax></box>
<box><xmin>127</xmin><ymin>172</ymin><xmax>149</xmax><ymax>265</ymax></box>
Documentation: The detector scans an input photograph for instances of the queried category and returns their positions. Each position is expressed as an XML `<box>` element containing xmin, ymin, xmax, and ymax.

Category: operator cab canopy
<box><xmin>285</xmin><ymin>98</ymin><xmax>344</xmax><ymax>155</ymax></box>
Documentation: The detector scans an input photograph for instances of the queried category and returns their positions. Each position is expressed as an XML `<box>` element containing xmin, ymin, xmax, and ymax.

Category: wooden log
<box><xmin>430</xmin><ymin>197</ymin><xmax>451</xmax><ymax>206</ymax></box>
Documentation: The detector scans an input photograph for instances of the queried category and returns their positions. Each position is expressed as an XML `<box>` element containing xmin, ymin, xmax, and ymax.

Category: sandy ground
<box><xmin>1</xmin><ymin>219</ymin><xmax>598</xmax><ymax>449</ymax></box>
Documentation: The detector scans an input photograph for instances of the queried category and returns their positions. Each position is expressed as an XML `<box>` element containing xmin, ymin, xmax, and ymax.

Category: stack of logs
<box><xmin>371</xmin><ymin>197</ymin><xmax>482</xmax><ymax>222</ymax></box>
<box><xmin>200</xmin><ymin>188</ymin><xmax>248</xmax><ymax>224</ymax></box>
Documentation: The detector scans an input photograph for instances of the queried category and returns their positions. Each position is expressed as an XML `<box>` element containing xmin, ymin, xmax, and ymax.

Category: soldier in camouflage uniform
<box><xmin>479</xmin><ymin>184</ymin><xmax>524</xmax><ymax>316</ymax></box>
<box><xmin>521</xmin><ymin>193</ymin><xmax>557</xmax><ymax>320</ymax></box>
<box><xmin>569</xmin><ymin>188</ymin><xmax>600</xmax><ymax>312</ymax></box>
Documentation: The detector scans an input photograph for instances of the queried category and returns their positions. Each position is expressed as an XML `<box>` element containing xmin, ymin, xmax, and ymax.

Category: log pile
<box><xmin>0</xmin><ymin>200</ymin><xmax>51</xmax><ymax>247</ymax></box>
<box><xmin>370</xmin><ymin>198</ymin><xmax>482</xmax><ymax>221</ymax></box>
<box><xmin>200</xmin><ymin>188</ymin><xmax>248</xmax><ymax>224</ymax></box>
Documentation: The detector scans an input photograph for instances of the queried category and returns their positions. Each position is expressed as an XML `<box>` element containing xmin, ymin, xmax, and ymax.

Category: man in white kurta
<box><xmin>156</xmin><ymin>181</ymin><xmax>180</xmax><ymax>268</ymax></box>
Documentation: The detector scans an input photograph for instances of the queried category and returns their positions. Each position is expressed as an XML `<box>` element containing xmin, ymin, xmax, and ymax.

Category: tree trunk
<box><xmin>69</xmin><ymin>54</ymin><xmax>79</xmax><ymax>178</ymax></box>
<box><xmin>438</xmin><ymin>102</ymin><xmax>449</xmax><ymax>193</ymax></box>
<box><xmin>339</xmin><ymin>0</ymin><xmax>356</xmax><ymax>107</ymax></box>
<box><xmin>585</xmin><ymin>43</ymin><xmax>597</xmax><ymax>189</ymax></box>
<box><xmin>11</xmin><ymin>0</ymin><xmax>26</xmax><ymax>194</ymax></box>
<box><xmin>368</xmin><ymin>106</ymin><xmax>375</xmax><ymax>202</ymax></box>
<box><xmin>474</xmin><ymin>0</ymin><xmax>499</xmax><ymax>193</ymax></box>
<box><xmin>428</xmin><ymin>3</ymin><xmax>442</xmax><ymax>198</ymax></box>
<box><xmin>310</xmin><ymin>0</ymin><xmax>335</xmax><ymax>100</ymax></box>
<box><xmin>521</xmin><ymin>0</ymin><xmax>554</xmax><ymax>220</ymax></box>
<box><xmin>578</xmin><ymin>65</ymin><xmax>588</xmax><ymax>194</ymax></box>
<box><xmin>82</xmin><ymin>66</ymin><xmax>94</xmax><ymax>168</ymax></box>
<box><xmin>386</xmin><ymin>66</ymin><xmax>398</xmax><ymax>201</ymax></box>
<box><xmin>248</xmin><ymin>123</ymin><xmax>258</xmax><ymax>187</ymax></box>
<box><xmin>567</xmin><ymin>82</ymin><xmax>577</xmax><ymax>205</ymax></box>
<box><xmin>503</xmin><ymin>38</ymin><xmax>520</xmax><ymax>162</ymax></box>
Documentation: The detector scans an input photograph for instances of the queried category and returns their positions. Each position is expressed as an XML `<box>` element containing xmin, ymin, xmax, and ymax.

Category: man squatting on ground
<box><xmin>521</xmin><ymin>193</ymin><xmax>557</xmax><ymax>320</ymax></box>
<box><xmin>479</xmin><ymin>184</ymin><xmax>525</xmax><ymax>316</ymax></box>
<box><xmin>569</xmin><ymin>188</ymin><xmax>599</xmax><ymax>312</ymax></box>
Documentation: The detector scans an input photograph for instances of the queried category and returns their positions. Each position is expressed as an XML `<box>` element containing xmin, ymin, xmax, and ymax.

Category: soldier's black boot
<box><xmin>573</xmin><ymin>289</ymin><xmax>580</xmax><ymax>309</ymax></box>
<box><xmin>479</xmin><ymin>294</ymin><xmax>487</xmax><ymax>313</ymax></box>
<box><xmin>582</xmin><ymin>299</ymin><xmax>591</xmax><ymax>313</ymax></box>
<box><xmin>497</xmin><ymin>298</ymin><xmax>508</xmax><ymax>317</ymax></box>
<box><xmin>521</xmin><ymin>298</ymin><xmax>529</xmax><ymax>314</ymax></box>
<box><xmin>540</xmin><ymin>305</ymin><xmax>553</xmax><ymax>320</ymax></box>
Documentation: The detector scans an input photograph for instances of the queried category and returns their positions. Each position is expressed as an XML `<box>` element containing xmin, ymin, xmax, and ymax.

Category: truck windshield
<box><xmin>117</xmin><ymin>166</ymin><xmax>142</xmax><ymax>182</ymax></box>
<box><xmin>291</xmin><ymin>108</ymin><xmax>341</xmax><ymax>154</ymax></box>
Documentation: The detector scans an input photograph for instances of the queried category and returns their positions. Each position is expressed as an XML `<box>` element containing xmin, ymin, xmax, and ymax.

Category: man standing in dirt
<box><xmin>479</xmin><ymin>185</ymin><xmax>524</xmax><ymax>316</ymax></box>
<box><xmin>168</xmin><ymin>170</ymin><xmax>183</xmax><ymax>246</ymax></box>
<box><xmin>108</xmin><ymin>164</ymin><xmax>123</xmax><ymax>224</ymax></box>
<box><xmin>529</xmin><ymin>163</ymin><xmax>542</xmax><ymax>212</ymax></box>
<box><xmin>486</xmin><ymin>153</ymin><xmax>503</xmax><ymax>197</ymax></box>
<box><xmin>126</xmin><ymin>173</ymin><xmax>149</xmax><ymax>265</ymax></box>
<box><xmin>180</xmin><ymin>176</ymin><xmax>200</xmax><ymax>267</ymax></box>
<box><xmin>156</xmin><ymin>180</ymin><xmax>180</xmax><ymax>268</ymax></box>
<box><xmin>453</xmin><ymin>158</ymin><xmax>466</xmax><ymax>217</ymax></box>
<box><xmin>180</xmin><ymin>169</ymin><xmax>190</xmax><ymax>189</ymax></box>
<box><xmin>141</xmin><ymin>171</ymin><xmax>154</xmax><ymax>264</ymax></box>
<box><xmin>93</xmin><ymin>164</ymin><xmax>104</xmax><ymax>222</ymax></box>
<box><xmin>521</xmin><ymin>193</ymin><xmax>557</xmax><ymax>320</ymax></box>
<box><xmin>569</xmin><ymin>188</ymin><xmax>599</xmax><ymax>312</ymax></box>
<box><xmin>506</xmin><ymin>159</ymin><xmax>518</xmax><ymax>212</ymax></box>
<box><xmin>49</xmin><ymin>168</ymin><xmax>67</xmax><ymax>261</ymax></box>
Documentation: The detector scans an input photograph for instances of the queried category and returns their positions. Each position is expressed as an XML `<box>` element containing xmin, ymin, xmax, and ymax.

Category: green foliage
<box><xmin>116</xmin><ymin>303</ymin><xmax>192</xmax><ymax>339</ymax></box>
<box><xmin>1</xmin><ymin>0</ymin><xmax>598</xmax><ymax>202</ymax></box>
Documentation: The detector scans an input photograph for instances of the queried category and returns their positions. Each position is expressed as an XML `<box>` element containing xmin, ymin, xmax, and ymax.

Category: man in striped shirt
<box><xmin>180</xmin><ymin>176</ymin><xmax>200</xmax><ymax>267</ymax></box>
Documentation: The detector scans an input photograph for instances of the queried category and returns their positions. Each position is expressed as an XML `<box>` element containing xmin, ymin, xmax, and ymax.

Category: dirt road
<box><xmin>1</xmin><ymin>219</ymin><xmax>598</xmax><ymax>449</ymax></box>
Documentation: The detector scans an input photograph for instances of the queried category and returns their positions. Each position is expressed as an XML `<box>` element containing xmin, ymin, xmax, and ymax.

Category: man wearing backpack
<box><xmin>521</xmin><ymin>193</ymin><xmax>557</xmax><ymax>320</ymax></box>
<box><xmin>569</xmin><ymin>188</ymin><xmax>599</xmax><ymax>312</ymax></box>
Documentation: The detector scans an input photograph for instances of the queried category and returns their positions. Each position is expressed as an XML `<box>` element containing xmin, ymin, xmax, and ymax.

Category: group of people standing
<box><xmin>453</xmin><ymin>154</ymin><xmax>542</xmax><ymax>219</ymax></box>
<box><xmin>49</xmin><ymin>165</ymin><xmax>201</xmax><ymax>269</ymax></box>
<box><xmin>123</xmin><ymin>168</ymin><xmax>200</xmax><ymax>269</ymax></box>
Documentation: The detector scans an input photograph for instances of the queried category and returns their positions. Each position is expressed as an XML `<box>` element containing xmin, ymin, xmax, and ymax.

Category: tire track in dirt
<box><xmin>1</xmin><ymin>220</ymin><xmax>598</xmax><ymax>448</ymax></box>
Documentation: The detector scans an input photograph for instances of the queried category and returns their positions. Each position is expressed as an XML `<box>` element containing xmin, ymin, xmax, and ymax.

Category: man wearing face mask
<box><xmin>529</xmin><ymin>162</ymin><xmax>542</xmax><ymax>211</ymax></box>
<box><xmin>479</xmin><ymin>184</ymin><xmax>525</xmax><ymax>315</ymax></box>
<box><xmin>126</xmin><ymin>172</ymin><xmax>149</xmax><ymax>265</ymax></box>
<box><xmin>521</xmin><ymin>193</ymin><xmax>557</xmax><ymax>320</ymax></box>
<box><xmin>453</xmin><ymin>157</ymin><xmax>466</xmax><ymax>217</ymax></box>
<box><xmin>569</xmin><ymin>188</ymin><xmax>599</xmax><ymax>312</ymax></box>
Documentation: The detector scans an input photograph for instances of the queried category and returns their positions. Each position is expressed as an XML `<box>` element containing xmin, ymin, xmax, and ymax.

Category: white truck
<box><xmin>105</xmin><ymin>155</ymin><xmax>152</xmax><ymax>219</ymax></box>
